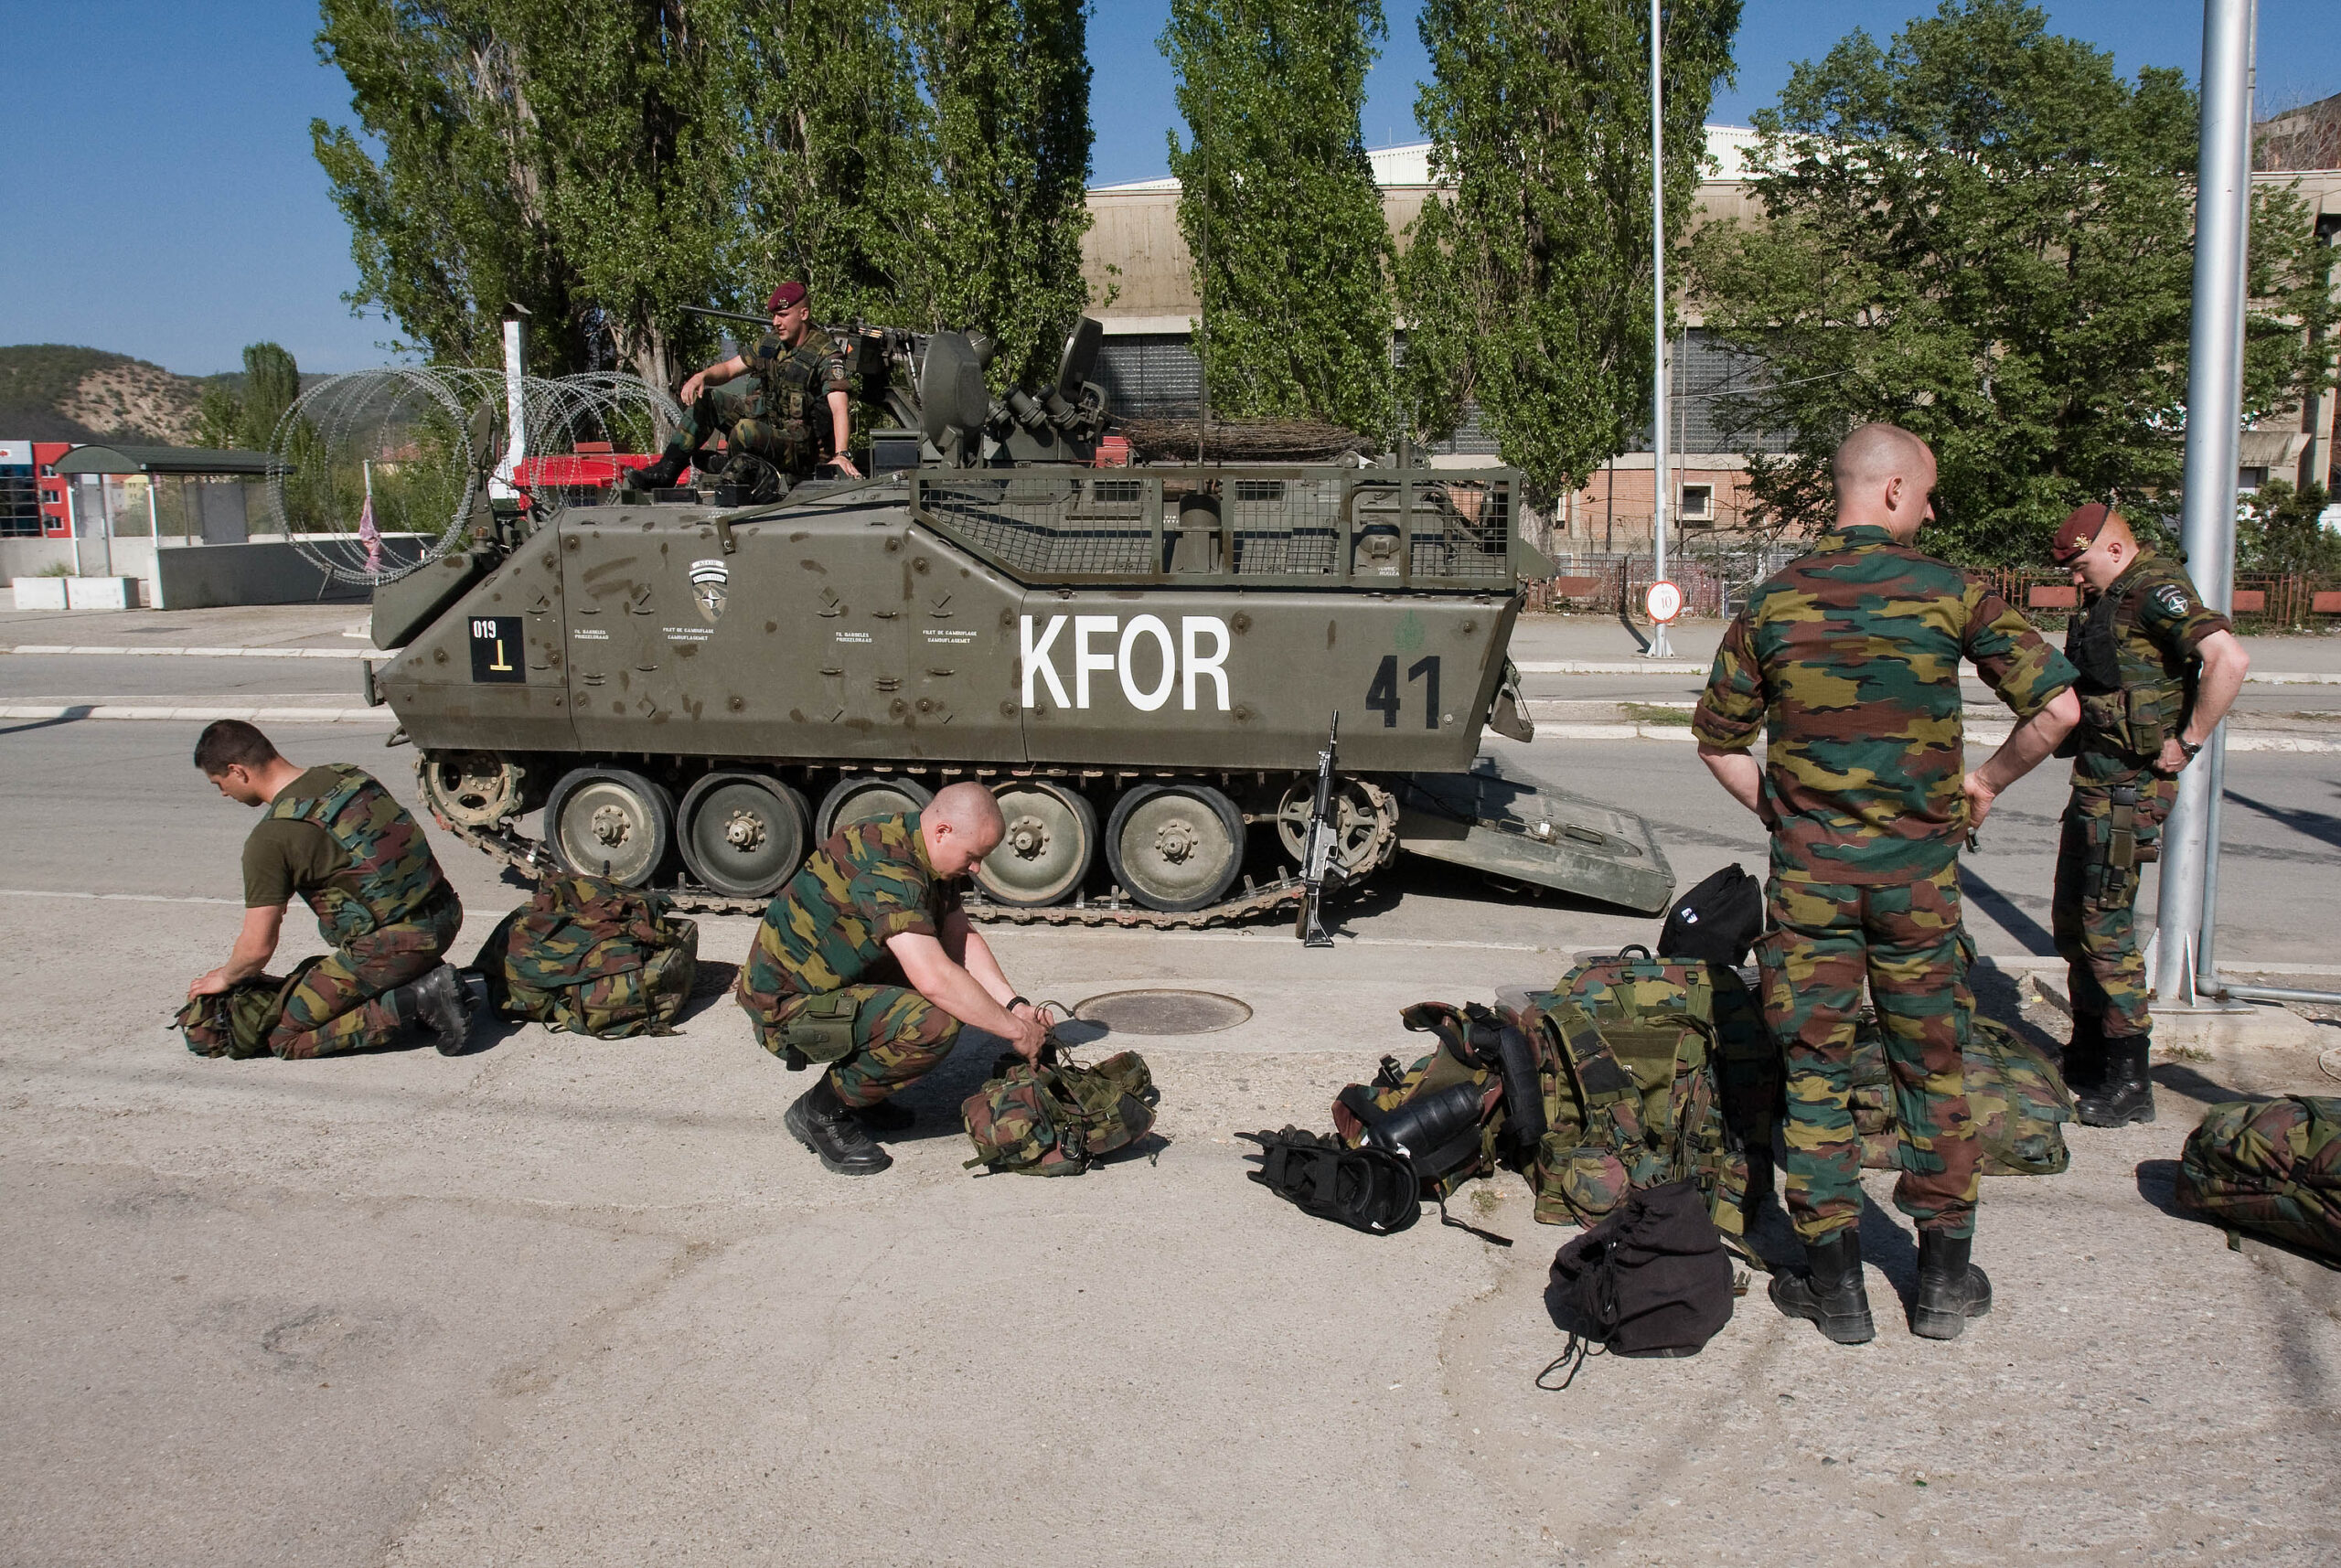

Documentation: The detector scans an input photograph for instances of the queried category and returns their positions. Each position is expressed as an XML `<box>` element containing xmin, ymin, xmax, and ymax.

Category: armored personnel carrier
<box><xmin>367</xmin><ymin>318</ymin><xmax>1673</xmax><ymax>928</ymax></box>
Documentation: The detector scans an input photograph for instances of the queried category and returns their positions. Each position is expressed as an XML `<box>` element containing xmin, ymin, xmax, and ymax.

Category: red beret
<box><xmin>766</xmin><ymin>282</ymin><xmax>807</xmax><ymax>312</ymax></box>
<box><xmin>2052</xmin><ymin>503</ymin><xmax>2117</xmax><ymax>565</ymax></box>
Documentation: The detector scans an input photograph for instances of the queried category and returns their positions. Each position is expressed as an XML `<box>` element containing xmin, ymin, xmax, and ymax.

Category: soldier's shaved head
<box><xmin>1832</xmin><ymin>423</ymin><xmax>1938</xmax><ymax>539</ymax></box>
<box><xmin>920</xmin><ymin>782</ymin><xmax>1006</xmax><ymax>877</ymax></box>
<box><xmin>928</xmin><ymin>782</ymin><xmax>1005</xmax><ymax>837</ymax></box>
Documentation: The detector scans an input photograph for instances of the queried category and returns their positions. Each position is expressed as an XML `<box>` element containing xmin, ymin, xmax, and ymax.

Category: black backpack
<box><xmin>1658</xmin><ymin>863</ymin><xmax>1763</xmax><ymax>968</ymax></box>
<box><xmin>1540</xmin><ymin>1179</ymin><xmax>1736</xmax><ymax>1386</ymax></box>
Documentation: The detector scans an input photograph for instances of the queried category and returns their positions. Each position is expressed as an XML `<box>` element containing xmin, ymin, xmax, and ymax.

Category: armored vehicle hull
<box><xmin>372</xmin><ymin>324</ymin><xmax>1672</xmax><ymax>925</ymax></box>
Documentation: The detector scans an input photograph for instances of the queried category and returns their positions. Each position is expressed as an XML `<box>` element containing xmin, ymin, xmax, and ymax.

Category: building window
<box><xmin>2238</xmin><ymin>466</ymin><xmax>2268</xmax><ymax>495</ymax></box>
<box><xmin>1679</xmin><ymin>484</ymin><xmax>1714</xmax><ymax>523</ymax></box>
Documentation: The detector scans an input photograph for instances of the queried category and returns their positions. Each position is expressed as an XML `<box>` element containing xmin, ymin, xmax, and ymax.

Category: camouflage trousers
<box><xmin>738</xmin><ymin>955</ymin><xmax>962</xmax><ymax>1108</ymax></box>
<box><xmin>269</xmin><ymin>894</ymin><xmax>463</xmax><ymax>1059</ymax></box>
<box><xmin>1757</xmin><ymin>865</ymin><xmax>1980</xmax><ymax>1242</ymax></box>
<box><xmin>683</xmin><ymin>378</ymin><xmax>814</xmax><ymax>476</ymax></box>
<box><xmin>2052</xmin><ymin>777</ymin><xmax>2173</xmax><ymax>1040</ymax></box>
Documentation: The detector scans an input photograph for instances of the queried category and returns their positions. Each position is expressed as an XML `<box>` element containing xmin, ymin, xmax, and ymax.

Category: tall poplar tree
<box><xmin>902</xmin><ymin>0</ymin><xmax>1096</xmax><ymax>389</ymax></box>
<box><xmin>1160</xmin><ymin>0</ymin><xmax>1395</xmax><ymax>433</ymax></box>
<box><xmin>1398</xmin><ymin>0</ymin><xmax>1741</xmax><ymax>493</ymax></box>
<box><xmin>1687</xmin><ymin>0</ymin><xmax>2339</xmax><ymax>561</ymax></box>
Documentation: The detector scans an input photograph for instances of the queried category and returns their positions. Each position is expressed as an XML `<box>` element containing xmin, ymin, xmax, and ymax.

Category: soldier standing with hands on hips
<box><xmin>1694</xmin><ymin>424</ymin><xmax>2079</xmax><ymax>1344</ymax></box>
<box><xmin>2047</xmin><ymin>504</ymin><xmax>2250</xmax><ymax>1128</ymax></box>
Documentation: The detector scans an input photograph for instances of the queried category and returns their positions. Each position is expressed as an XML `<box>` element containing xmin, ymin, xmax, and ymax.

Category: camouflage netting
<box><xmin>1118</xmin><ymin>417</ymin><xmax>1378</xmax><ymax>464</ymax></box>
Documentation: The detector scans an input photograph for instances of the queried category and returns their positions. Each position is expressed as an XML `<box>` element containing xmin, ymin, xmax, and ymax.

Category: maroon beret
<box><xmin>766</xmin><ymin>282</ymin><xmax>807</xmax><ymax>312</ymax></box>
<box><xmin>2051</xmin><ymin>503</ymin><xmax>2117</xmax><ymax>565</ymax></box>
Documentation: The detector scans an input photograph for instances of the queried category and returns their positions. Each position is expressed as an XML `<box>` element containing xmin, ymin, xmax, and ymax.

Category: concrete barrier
<box><xmin>153</xmin><ymin>542</ymin><xmax>369</xmax><ymax>610</ymax></box>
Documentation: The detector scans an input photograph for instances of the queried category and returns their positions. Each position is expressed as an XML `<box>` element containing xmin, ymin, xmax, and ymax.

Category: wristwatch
<box><xmin>2177</xmin><ymin>737</ymin><xmax>2203</xmax><ymax>761</ymax></box>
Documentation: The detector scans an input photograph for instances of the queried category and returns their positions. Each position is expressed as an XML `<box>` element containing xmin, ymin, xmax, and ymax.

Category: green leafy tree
<box><xmin>1687</xmin><ymin>0</ymin><xmax>2341</xmax><ymax>562</ymax></box>
<box><xmin>1161</xmin><ymin>0</ymin><xmax>1394</xmax><ymax>433</ymax></box>
<box><xmin>1398</xmin><ymin>0</ymin><xmax>1741</xmax><ymax>492</ymax></box>
<box><xmin>902</xmin><ymin>0</ymin><xmax>1096</xmax><ymax>389</ymax></box>
<box><xmin>194</xmin><ymin>342</ymin><xmax>303</xmax><ymax>450</ymax></box>
<box><xmin>2239</xmin><ymin>481</ymin><xmax>2341</xmax><ymax>578</ymax></box>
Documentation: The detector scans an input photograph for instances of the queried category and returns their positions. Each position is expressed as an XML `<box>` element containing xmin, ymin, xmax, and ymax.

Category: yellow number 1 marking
<box><xmin>490</xmin><ymin>638</ymin><xmax>514</xmax><ymax>673</ymax></box>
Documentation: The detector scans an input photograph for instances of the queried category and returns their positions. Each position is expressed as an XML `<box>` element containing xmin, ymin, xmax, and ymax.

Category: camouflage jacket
<box><xmin>746</xmin><ymin>330</ymin><xmax>850</xmax><ymax>467</ymax></box>
<box><xmin>2065</xmin><ymin>549</ymin><xmax>2230</xmax><ymax>785</ymax></box>
<box><xmin>1694</xmin><ymin>524</ymin><xmax>2077</xmax><ymax>884</ymax></box>
<box><xmin>742</xmin><ymin>812</ymin><xmax>960</xmax><ymax>999</ymax></box>
<box><xmin>260</xmin><ymin>763</ymin><xmax>453</xmax><ymax>944</ymax></box>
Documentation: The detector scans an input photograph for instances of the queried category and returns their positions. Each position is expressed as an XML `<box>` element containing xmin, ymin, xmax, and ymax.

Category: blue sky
<box><xmin>0</xmin><ymin>1</ymin><xmax>2331</xmax><ymax>377</ymax></box>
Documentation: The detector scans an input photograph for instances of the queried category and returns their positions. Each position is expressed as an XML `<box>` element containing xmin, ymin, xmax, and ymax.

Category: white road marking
<box><xmin>0</xmin><ymin>888</ymin><xmax>241</xmax><ymax>906</ymax></box>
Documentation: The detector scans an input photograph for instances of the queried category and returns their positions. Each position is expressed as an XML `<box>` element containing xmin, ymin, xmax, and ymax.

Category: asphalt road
<box><xmin>5</xmin><ymin>630</ymin><xmax>2341</xmax><ymax>1565</ymax></box>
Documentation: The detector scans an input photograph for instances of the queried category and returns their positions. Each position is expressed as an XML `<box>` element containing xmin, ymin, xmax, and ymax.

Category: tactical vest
<box><xmin>2064</xmin><ymin>554</ymin><xmax>2195</xmax><ymax>761</ymax></box>
<box><xmin>265</xmin><ymin>764</ymin><xmax>448</xmax><ymax>944</ymax></box>
<box><xmin>743</xmin><ymin>331</ymin><xmax>839</xmax><ymax>474</ymax></box>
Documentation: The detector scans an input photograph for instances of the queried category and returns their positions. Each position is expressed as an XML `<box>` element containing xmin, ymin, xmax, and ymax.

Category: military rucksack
<box><xmin>1519</xmin><ymin>948</ymin><xmax>1769</xmax><ymax>1241</ymax></box>
<box><xmin>174</xmin><ymin>956</ymin><xmax>329</xmax><ymax>1060</ymax></box>
<box><xmin>2175</xmin><ymin>1095</ymin><xmax>2341</xmax><ymax>1263</ymax></box>
<box><xmin>1331</xmin><ymin>1001</ymin><xmax>1534</xmax><ymax>1197</ymax></box>
<box><xmin>475</xmin><ymin>874</ymin><xmax>699</xmax><ymax>1039</ymax></box>
<box><xmin>1844</xmin><ymin>936</ymin><xmax>2074</xmax><ymax>1176</ymax></box>
<box><xmin>961</xmin><ymin>1047</ymin><xmax>1158</xmax><ymax>1175</ymax></box>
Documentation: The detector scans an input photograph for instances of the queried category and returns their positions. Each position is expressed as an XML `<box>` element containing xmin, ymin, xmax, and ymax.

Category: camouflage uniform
<box><xmin>1694</xmin><ymin>524</ymin><xmax>2077</xmax><ymax>1243</ymax></box>
<box><xmin>735</xmin><ymin>812</ymin><xmax>964</xmax><ymax>1107</ymax></box>
<box><xmin>687</xmin><ymin>331</ymin><xmax>850</xmax><ymax>478</ymax></box>
<box><xmin>244</xmin><ymin>765</ymin><xmax>461</xmax><ymax>1059</ymax></box>
<box><xmin>2053</xmin><ymin>550</ymin><xmax>2230</xmax><ymax>1040</ymax></box>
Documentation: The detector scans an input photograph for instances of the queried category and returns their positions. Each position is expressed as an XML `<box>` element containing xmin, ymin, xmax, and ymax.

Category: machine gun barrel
<box><xmin>681</xmin><ymin>304</ymin><xmax>774</xmax><ymax>328</ymax></box>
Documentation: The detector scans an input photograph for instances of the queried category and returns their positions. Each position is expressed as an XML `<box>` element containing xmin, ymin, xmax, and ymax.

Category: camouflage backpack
<box><xmin>1518</xmin><ymin>947</ymin><xmax>1770</xmax><ymax>1241</ymax></box>
<box><xmin>174</xmin><ymin>957</ymin><xmax>328</xmax><ymax>1060</ymax></box>
<box><xmin>1331</xmin><ymin>1002</ymin><xmax>1533</xmax><ymax>1199</ymax></box>
<box><xmin>476</xmin><ymin>874</ymin><xmax>699</xmax><ymax>1039</ymax></box>
<box><xmin>2175</xmin><ymin>1096</ymin><xmax>2341</xmax><ymax>1262</ymax></box>
<box><xmin>1844</xmin><ymin>936</ymin><xmax>2073</xmax><ymax>1177</ymax></box>
<box><xmin>962</xmin><ymin>1047</ymin><xmax>1158</xmax><ymax>1175</ymax></box>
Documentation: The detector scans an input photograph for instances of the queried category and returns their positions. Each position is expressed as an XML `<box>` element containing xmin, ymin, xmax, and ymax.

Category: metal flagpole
<box><xmin>1644</xmin><ymin>0</ymin><xmax>1675</xmax><ymax>659</ymax></box>
<box><xmin>2151</xmin><ymin>0</ymin><xmax>2255</xmax><ymax>1008</ymax></box>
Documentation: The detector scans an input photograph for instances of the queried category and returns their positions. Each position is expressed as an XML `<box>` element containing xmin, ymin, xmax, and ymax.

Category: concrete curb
<box><xmin>0</xmin><ymin>704</ymin><xmax>394</xmax><ymax>725</ymax></box>
<box><xmin>1</xmin><ymin>643</ymin><xmax>392</xmax><ymax>659</ymax></box>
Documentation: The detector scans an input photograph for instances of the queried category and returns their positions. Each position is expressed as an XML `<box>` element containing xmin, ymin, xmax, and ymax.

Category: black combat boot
<box><xmin>390</xmin><ymin>963</ymin><xmax>473</xmax><ymax>1055</ymax></box>
<box><xmin>1910</xmin><ymin>1231</ymin><xmax>1993</xmax><ymax>1339</ymax></box>
<box><xmin>2060</xmin><ymin>1010</ymin><xmax>2107</xmax><ymax>1097</ymax></box>
<box><xmin>785</xmin><ymin>1077</ymin><xmax>894</xmax><ymax>1176</ymax></box>
<box><xmin>2076</xmin><ymin>1034</ymin><xmax>2156</xmax><ymax>1127</ymax></box>
<box><xmin>1769</xmin><ymin>1228</ymin><xmax>1875</xmax><ymax>1344</ymax></box>
<box><xmin>625</xmin><ymin>444</ymin><xmax>692</xmax><ymax>492</ymax></box>
<box><xmin>851</xmin><ymin>1097</ymin><xmax>916</xmax><ymax>1133</ymax></box>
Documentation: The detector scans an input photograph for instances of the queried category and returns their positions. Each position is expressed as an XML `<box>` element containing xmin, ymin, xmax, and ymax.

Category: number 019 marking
<box><xmin>1365</xmin><ymin>654</ymin><xmax>1440</xmax><ymax>729</ymax></box>
<box><xmin>468</xmin><ymin>615</ymin><xmax>524</xmax><ymax>684</ymax></box>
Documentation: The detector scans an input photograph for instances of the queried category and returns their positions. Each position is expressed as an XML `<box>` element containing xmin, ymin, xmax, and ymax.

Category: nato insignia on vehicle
<box><xmin>691</xmin><ymin>558</ymin><xmax>729</xmax><ymax>624</ymax></box>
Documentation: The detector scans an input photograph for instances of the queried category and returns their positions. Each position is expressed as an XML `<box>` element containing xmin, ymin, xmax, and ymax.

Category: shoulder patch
<box><xmin>2153</xmin><ymin>582</ymin><xmax>2194</xmax><ymax>618</ymax></box>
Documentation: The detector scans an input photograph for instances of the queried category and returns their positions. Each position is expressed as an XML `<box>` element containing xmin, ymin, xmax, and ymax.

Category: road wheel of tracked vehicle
<box><xmin>678</xmin><ymin>772</ymin><xmax>809</xmax><ymax>900</ymax></box>
<box><xmin>1273</xmin><ymin>777</ymin><xmax>1398</xmax><ymax>879</ymax></box>
<box><xmin>815</xmin><ymin>774</ymin><xmax>935</xmax><ymax>842</ymax></box>
<box><xmin>544</xmin><ymin>767</ymin><xmax>674</xmax><ymax>889</ymax></box>
<box><xmin>418</xmin><ymin>750</ymin><xmax>525</xmax><ymax>828</ymax></box>
<box><xmin>1105</xmin><ymin>783</ymin><xmax>1245</xmax><ymax>913</ymax></box>
<box><xmin>975</xmin><ymin>781</ymin><xmax>1096</xmax><ymax>907</ymax></box>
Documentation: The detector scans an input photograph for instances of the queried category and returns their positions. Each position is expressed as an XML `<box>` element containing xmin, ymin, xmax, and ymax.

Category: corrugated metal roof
<box><xmin>1092</xmin><ymin>124</ymin><xmax>1762</xmax><ymax>194</ymax></box>
<box><xmin>51</xmin><ymin>444</ymin><xmax>276</xmax><ymax>475</ymax></box>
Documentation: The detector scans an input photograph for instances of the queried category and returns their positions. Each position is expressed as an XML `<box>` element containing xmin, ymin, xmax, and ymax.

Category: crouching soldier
<box><xmin>737</xmin><ymin>782</ymin><xmax>1052</xmax><ymax>1176</ymax></box>
<box><xmin>184</xmin><ymin>720</ymin><xmax>470</xmax><ymax>1058</ymax></box>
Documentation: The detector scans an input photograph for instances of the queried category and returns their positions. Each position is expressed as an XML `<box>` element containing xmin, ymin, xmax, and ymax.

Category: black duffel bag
<box><xmin>1540</xmin><ymin>1179</ymin><xmax>1734</xmax><ymax>1385</ymax></box>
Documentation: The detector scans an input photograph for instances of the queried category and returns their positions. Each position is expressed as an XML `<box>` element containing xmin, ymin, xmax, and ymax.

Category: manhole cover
<box><xmin>1072</xmin><ymin>988</ymin><xmax>1253</xmax><ymax>1036</ymax></box>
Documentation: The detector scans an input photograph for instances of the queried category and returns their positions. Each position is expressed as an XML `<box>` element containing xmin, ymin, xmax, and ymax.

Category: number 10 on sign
<box><xmin>1645</xmin><ymin>580</ymin><xmax>1684</xmax><ymax>624</ymax></box>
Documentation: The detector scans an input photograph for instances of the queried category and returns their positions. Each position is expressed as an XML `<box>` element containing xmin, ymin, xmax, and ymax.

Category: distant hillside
<box><xmin>0</xmin><ymin>345</ymin><xmax>210</xmax><ymax>444</ymax></box>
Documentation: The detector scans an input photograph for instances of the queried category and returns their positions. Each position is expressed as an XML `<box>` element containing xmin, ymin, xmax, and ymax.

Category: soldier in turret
<box><xmin>2047</xmin><ymin>504</ymin><xmax>2251</xmax><ymax>1128</ymax></box>
<box><xmin>184</xmin><ymin>720</ymin><xmax>471</xmax><ymax>1058</ymax></box>
<box><xmin>628</xmin><ymin>282</ymin><xmax>861</xmax><ymax>494</ymax></box>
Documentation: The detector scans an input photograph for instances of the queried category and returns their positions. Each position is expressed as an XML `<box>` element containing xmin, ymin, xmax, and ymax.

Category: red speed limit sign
<box><xmin>1645</xmin><ymin>580</ymin><xmax>1684</xmax><ymax>624</ymax></box>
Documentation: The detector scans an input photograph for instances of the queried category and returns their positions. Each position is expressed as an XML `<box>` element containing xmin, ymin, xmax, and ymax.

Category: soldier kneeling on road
<box><xmin>185</xmin><ymin>720</ymin><xmax>471</xmax><ymax>1058</ymax></box>
<box><xmin>736</xmin><ymin>783</ymin><xmax>1053</xmax><ymax>1176</ymax></box>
